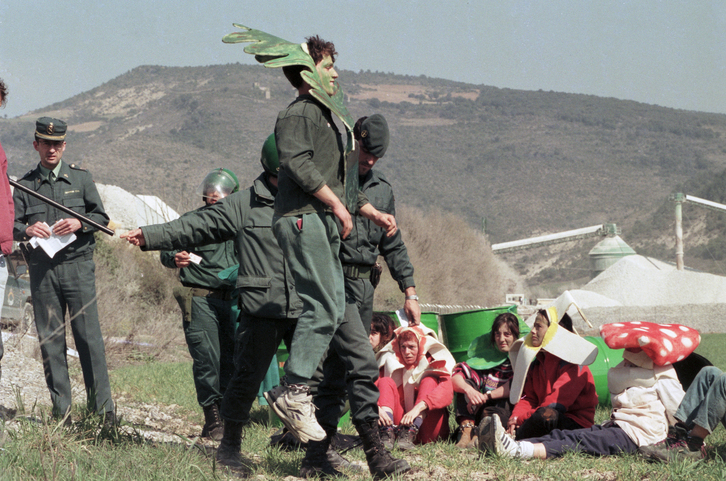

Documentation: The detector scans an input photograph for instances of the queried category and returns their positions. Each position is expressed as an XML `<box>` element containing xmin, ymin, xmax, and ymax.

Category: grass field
<box><xmin>1</xmin><ymin>334</ymin><xmax>726</xmax><ymax>480</ymax></box>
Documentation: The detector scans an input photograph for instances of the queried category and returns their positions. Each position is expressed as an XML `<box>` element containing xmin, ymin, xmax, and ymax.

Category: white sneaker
<box><xmin>271</xmin><ymin>384</ymin><xmax>326</xmax><ymax>443</ymax></box>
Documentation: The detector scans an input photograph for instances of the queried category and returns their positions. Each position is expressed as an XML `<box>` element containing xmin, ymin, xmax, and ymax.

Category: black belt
<box><xmin>189</xmin><ymin>287</ymin><xmax>236</xmax><ymax>300</ymax></box>
<box><xmin>342</xmin><ymin>264</ymin><xmax>373</xmax><ymax>279</ymax></box>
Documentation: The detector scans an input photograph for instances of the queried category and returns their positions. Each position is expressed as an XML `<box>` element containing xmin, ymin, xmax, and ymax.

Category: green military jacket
<box><xmin>13</xmin><ymin>161</ymin><xmax>109</xmax><ymax>263</ymax></box>
<box><xmin>160</xmin><ymin>205</ymin><xmax>237</xmax><ymax>291</ymax></box>
<box><xmin>274</xmin><ymin>95</ymin><xmax>367</xmax><ymax>216</ymax></box>
<box><xmin>339</xmin><ymin>170</ymin><xmax>415</xmax><ymax>292</ymax></box>
<box><xmin>143</xmin><ymin>173</ymin><xmax>302</xmax><ymax>320</ymax></box>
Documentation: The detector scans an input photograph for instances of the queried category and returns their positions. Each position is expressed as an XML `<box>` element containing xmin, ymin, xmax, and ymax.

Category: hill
<box><xmin>3</xmin><ymin>64</ymin><xmax>726</xmax><ymax>291</ymax></box>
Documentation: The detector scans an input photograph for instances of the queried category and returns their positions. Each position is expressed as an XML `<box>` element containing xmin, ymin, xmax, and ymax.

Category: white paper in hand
<box><xmin>396</xmin><ymin>308</ymin><xmax>409</xmax><ymax>327</ymax></box>
<box><xmin>30</xmin><ymin>222</ymin><xmax>76</xmax><ymax>258</ymax></box>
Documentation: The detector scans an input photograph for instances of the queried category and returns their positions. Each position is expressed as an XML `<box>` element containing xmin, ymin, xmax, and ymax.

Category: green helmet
<box><xmin>260</xmin><ymin>133</ymin><xmax>280</xmax><ymax>175</ymax></box>
<box><xmin>197</xmin><ymin>168</ymin><xmax>240</xmax><ymax>201</ymax></box>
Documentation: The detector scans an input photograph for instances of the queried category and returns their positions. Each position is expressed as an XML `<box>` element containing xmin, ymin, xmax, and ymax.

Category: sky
<box><xmin>1</xmin><ymin>1</ymin><xmax>725</xmax><ymax>119</ymax></box>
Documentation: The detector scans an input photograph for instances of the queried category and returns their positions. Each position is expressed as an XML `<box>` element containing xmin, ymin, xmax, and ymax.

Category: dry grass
<box><xmin>93</xmin><ymin>235</ymin><xmax>187</xmax><ymax>366</ymax></box>
<box><xmin>374</xmin><ymin>205</ymin><xmax>526</xmax><ymax>311</ymax></box>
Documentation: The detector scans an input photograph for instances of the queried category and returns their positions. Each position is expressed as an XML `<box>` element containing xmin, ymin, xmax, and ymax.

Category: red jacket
<box><xmin>378</xmin><ymin>367</ymin><xmax>454</xmax><ymax>412</ymax></box>
<box><xmin>511</xmin><ymin>351</ymin><xmax>597</xmax><ymax>429</ymax></box>
<box><xmin>0</xmin><ymin>143</ymin><xmax>14</xmax><ymax>255</ymax></box>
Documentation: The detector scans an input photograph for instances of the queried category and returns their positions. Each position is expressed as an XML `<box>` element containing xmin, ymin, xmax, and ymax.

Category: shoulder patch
<box><xmin>69</xmin><ymin>163</ymin><xmax>87</xmax><ymax>172</ymax></box>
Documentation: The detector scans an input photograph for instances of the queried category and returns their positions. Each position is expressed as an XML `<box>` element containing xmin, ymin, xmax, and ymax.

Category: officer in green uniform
<box><xmin>341</xmin><ymin>114</ymin><xmax>420</xmax><ymax>331</ymax></box>
<box><xmin>160</xmin><ymin>168</ymin><xmax>239</xmax><ymax>441</ymax></box>
<box><xmin>13</xmin><ymin>117</ymin><xmax>114</xmax><ymax>422</ymax></box>
<box><xmin>122</xmin><ymin>135</ymin><xmax>300</xmax><ymax>472</ymax></box>
<box><xmin>313</xmin><ymin>115</ymin><xmax>421</xmax><ymax>444</ymax></box>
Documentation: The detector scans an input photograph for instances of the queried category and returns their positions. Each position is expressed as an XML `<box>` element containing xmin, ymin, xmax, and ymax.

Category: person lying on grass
<box><xmin>452</xmin><ymin>312</ymin><xmax>529</xmax><ymax>449</ymax></box>
<box><xmin>376</xmin><ymin>325</ymin><xmax>455</xmax><ymax>450</ymax></box>
<box><xmin>479</xmin><ymin>321</ymin><xmax>699</xmax><ymax>460</ymax></box>
<box><xmin>639</xmin><ymin>362</ymin><xmax>724</xmax><ymax>462</ymax></box>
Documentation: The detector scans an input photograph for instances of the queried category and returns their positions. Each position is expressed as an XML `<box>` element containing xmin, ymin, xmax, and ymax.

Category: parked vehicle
<box><xmin>1</xmin><ymin>249</ymin><xmax>33</xmax><ymax>333</ymax></box>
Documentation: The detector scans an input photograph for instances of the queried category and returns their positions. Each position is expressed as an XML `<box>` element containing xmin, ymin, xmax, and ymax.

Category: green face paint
<box><xmin>223</xmin><ymin>24</ymin><xmax>359</xmax><ymax>211</ymax></box>
<box><xmin>315</xmin><ymin>55</ymin><xmax>338</xmax><ymax>96</ymax></box>
<box><xmin>222</xmin><ymin>24</ymin><xmax>353</xmax><ymax>132</ymax></box>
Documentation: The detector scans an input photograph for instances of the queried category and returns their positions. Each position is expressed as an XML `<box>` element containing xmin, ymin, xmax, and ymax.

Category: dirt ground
<box><xmin>0</xmin><ymin>331</ymin><xmax>207</xmax><ymax>445</ymax></box>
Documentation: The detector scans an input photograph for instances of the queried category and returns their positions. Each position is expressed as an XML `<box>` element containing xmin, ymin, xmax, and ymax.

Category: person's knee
<box><xmin>419</xmin><ymin>376</ymin><xmax>439</xmax><ymax>390</ymax></box>
<box><xmin>700</xmin><ymin>366</ymin><xmax>722</xmax><ymax>383</ymax></box>
<box><xmin>713</xmin><ymin>371</ymin><xmax>726</xmax><ymax>397</ymax></box>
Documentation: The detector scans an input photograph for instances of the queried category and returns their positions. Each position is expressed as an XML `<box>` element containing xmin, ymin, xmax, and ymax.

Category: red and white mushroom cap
<box><xmin>600</xmin><ymin>322</ymin><xmax>700</xmax><ymax>366</ymax></box>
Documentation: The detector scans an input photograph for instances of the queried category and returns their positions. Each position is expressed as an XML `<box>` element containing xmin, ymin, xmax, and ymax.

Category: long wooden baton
<box><xmin>9</xmin><ymin>178</ymin><xmax>115</xmax><ymax>236</ymax></box>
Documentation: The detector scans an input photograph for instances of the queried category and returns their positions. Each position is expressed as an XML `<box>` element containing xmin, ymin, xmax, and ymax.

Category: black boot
<box><xmin>395</xmin><ymin>424</ymin><xmax>418</xmax><ymax>451</ymax></box>
<box><xmin>356</xmin><ymin>420</ymin><xmax>410</xmax><ymax>479</ymax></box>
<box><xmin>379</xmin><ymin>425</ymin><xmax>395</xmax><ymax>451</ymax></box>
<box><xmin>216</xmin><ymin>420</ymin><xmax>252</xmax><ymax>475</ymax></box>
<box><xmin>327</xmin><ymin>446</ymin><xmax>363</xmax><ymax>472</ymax></box>
<box><xmin>300</xmin><ymin>436</ymin><xmax>342</xmax><ymax>478</ymax></box>
<box><xmin>202</xmin><ymin>403</ymin><xmax>224</xmax><ymax>441</ymax></box>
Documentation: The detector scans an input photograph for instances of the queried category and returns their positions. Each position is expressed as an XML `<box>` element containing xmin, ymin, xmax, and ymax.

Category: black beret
<box><xmin>359</xmin><ymin>114</ymin><xmax>389</xmax><ymax>158</ymax></box>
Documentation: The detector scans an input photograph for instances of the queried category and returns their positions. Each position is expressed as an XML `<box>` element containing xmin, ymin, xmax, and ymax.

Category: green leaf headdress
<box><xmin>222</xmin><ymin>24</ymin><xmax>354</xmax><ymax>133</ymax></box>
<box><xmin>223</xmin><ymin>24</ymin><xmax>360</xmax><ymax>211</ymax></box>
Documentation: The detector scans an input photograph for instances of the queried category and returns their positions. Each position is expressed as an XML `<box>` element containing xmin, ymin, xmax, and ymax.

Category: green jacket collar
<box><xmin>252</xmin><ymin>172</ymin><xmax>276</xmax><ymax>204</ymax></box>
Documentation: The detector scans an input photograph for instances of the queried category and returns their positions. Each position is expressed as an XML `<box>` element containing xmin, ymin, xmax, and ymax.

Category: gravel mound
<box><xmin>96</xmin><ymin>183</ymin><xmax>179</xmax><ymax>233</ymax></box>
<box><xmin>555</xmin><ymin>255</ymin><xmax>726</xmax><ymax>333</ymax></box>
<box><xmin>583</xmin><ymin>255</ymin><xmax>726</xmax><ymax>306</ymax></box>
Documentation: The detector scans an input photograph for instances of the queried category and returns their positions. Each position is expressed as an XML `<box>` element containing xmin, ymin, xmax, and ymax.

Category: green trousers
<box><xmin>183</xmin><ymin>295</ymin><xmax>237</xmax><ymax>407</ymax></box>
<box><xmin>313</xmin><ymin>277</ymin><xmax>379</xmax><ymax>432</ymax></box>
<box><xmin>220</xmin><ymin>313</ymin><xmax>295</xmax><ymax>424</ymax></box>
<box><xmin>29</xmin><ymin>257</ymin><xmax>113</xmax><ymax>417</ymax></box>
<box><xmin>272</xmin><ymin>212</ymin><xmax>344</xmax><ymax>384</ymax></box>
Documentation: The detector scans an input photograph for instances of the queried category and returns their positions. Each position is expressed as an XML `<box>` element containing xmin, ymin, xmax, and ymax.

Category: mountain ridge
<box><xmin>3</xmin><ymin>63</ymin><xmax>726</xmax><ymax>287</ymax></box>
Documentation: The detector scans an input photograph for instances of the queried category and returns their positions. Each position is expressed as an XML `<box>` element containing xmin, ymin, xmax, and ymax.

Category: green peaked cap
<box><xmin>222</xmin><ymin>24</ymin><xmax>354</xmax><ymax>132</ymax></box>
<box><xmin>223</xmin><ymin>24</ymin><xmax>359</xmax><ymax>212</ymax></box>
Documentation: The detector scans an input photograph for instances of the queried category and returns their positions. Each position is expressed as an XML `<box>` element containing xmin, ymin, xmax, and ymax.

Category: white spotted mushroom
<box><xmin>600</xmin><ymin>321</ymin><xmax>701</xmax><ymax>366</ymax></box>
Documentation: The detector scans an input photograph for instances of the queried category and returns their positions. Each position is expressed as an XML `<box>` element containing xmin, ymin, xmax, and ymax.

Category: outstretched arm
<box><xmin>121</xmin><ymin>228</ymin><xmax>146</xmax><ymax>246</ymax></box>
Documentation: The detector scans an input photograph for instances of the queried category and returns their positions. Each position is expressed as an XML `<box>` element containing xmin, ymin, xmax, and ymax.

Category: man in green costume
<box><xmin>221</xmin><ymin>29</ymin><xmax>408</xmax><ymax>479</ymax></box>
<box><xmin>13</xmin><ymin>117</ymin><xmax>114</xmax><ymax>423</ymax></box>
<box><xmin>312</xmin><ymin>114</ymin><xmax>421</xmax><ymax>452</ymax></box>
<box><xmin>160</xmin><ymin>168</ymin><xmax>239</xmax><ymax>441</ymax></box>
<box><xmin>123</xmin><ymin>136</ymin><xmax>300</xmax><ymax>474</ymax></box>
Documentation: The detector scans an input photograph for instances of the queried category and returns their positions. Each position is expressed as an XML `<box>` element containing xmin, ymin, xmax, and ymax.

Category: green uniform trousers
<box><xmin>184</xmin><ymin>295</ymin><xmax>237</xmax><ymax>407</ymax></box>
<box><xmin>220</xmin><ymin>313</ymin><xmax>295</xmax><ymax>424</ymax></box>
<box><xmin>313</xmin><ymin>277</ymin><xmax>379</xmax><ymax>432</ymax></box>
<box><xmin>29</xmin><ymin>257</ymin><xmax>113</xmax><ymax>417</ymax></box>
<box><xmin>272</xmin><ymin>211</ymin><xmax>344</xmax><ymax>384</ymax></box>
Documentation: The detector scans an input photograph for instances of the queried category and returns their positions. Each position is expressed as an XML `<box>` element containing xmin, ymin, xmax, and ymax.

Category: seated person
<box><xmin>480</xmin><ymin>321</ymin><xmax>698</xmax><ymax>460</ymax></box>
<box><xmin>640</xmin><ymin>363</ymin><xmax>723</xmax><ymax>462</ymax></box>
<box><xmin>502</xmin><ymin>307</ymin><xmax>599</xmax><ymax>440</ymax></box>
<box><xmin>452</xmin><ymin>312</ymin><xmax>528</xmax><ymax>449</ymax></box>
<box><xmin>376</xmin><ymin>325</ymin><xmax>455</xmax><ymax>450</ymax></box>
<box><xmin>369</xmin><ymin>313</ymin><xmax>397</xmax><ymax>353</ymax></box>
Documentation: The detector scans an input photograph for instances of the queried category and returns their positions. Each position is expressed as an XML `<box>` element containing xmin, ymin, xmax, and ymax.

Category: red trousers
<box><xmin>376</xmin><ymin>376</ymin><xmax>450</xmax><ymax>444</ymax></box>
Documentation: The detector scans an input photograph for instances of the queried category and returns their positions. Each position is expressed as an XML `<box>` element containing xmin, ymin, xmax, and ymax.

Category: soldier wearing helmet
<box><xmin>122</xmin><ymin>135</ymin><xmax>299</xmax><ymax>471</ymax></box>
<box><xmin>159</xmin><ymin>168</ymin><xmax>240</xmax><ymax>441</ymax></box>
